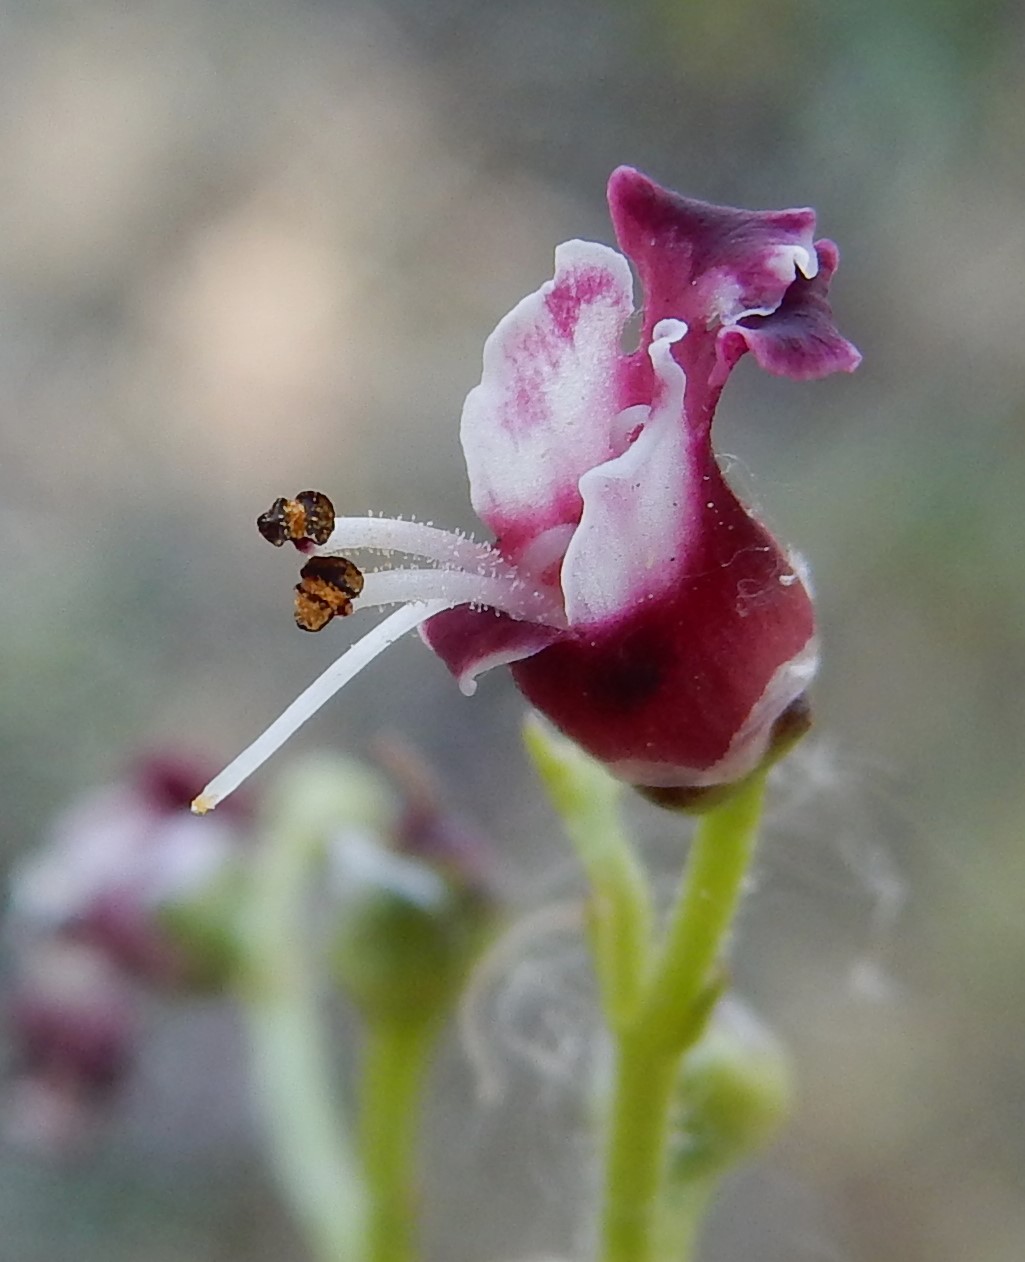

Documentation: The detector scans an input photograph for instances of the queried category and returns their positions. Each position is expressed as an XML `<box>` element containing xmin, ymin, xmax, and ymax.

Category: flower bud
<box><xmin>298</xmin><ymin>746</ymin><xmax>501</xmax><ymax>1029</ymax></box>
<box><xmin>329</xmin><ymin>835</ymin><xmax>496</xmax><ymax>1027</ymax></box>
<box><xmin>668</xmin><ymin>996</ymin><xmax>793</xmax><ymax>1184</ymax></box>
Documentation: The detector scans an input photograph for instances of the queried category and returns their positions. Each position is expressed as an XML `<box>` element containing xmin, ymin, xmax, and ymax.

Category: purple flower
<box><xmin>4</xmin><ymin>941</ymin><xmax>137</xmax><ymax>1153</ymax></box>
<box><xmin>197</xmin><ymin>169</ymin><xmax>858</xmax><ymax>811</ymax></box>
<box><xmin>12</xmin><ymin>755</ymin><xmax>251</xmax><ymax>987</ymax></box>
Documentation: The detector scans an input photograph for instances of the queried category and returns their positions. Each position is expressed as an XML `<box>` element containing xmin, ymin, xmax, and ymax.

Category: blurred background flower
<box><xmin>1</xmin><ymin>753</ymin><xmax>251</xmax><ymax>1165</ymax></box>
<box><xmin>4</xmin><ymin>940</ymin><xmax>137</xmax><ymax>1156</ymax></box>
<box><xmin>8</xmin><ymin>754</ymin><xmax>251</xmax><ymax>989</ymax></box>
<box><xmin>1</xmin><ymin>1</ymin><xmax>1023</xmax><ymax>1260</ymax></box>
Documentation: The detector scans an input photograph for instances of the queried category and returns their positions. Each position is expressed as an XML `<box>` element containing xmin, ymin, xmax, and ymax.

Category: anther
<box><xmin>294</xmin><ymin>555</ymin><xmax>365</xmax><ymax>632</ymax></box>
<box><xmin>257</xmin><ymin>490</ymin><xmax>337</xmax><ymax>548</ymax></box>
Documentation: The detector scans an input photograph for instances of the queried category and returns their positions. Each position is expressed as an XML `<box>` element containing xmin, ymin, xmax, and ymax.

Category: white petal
<box><xmin>560</xmin><ymin>319</ymin><xmax>696</xmax><ymax>626</ymax></box>
<box><xmin>461</xmin><ymin>240</ymin><xmax>634</xmax><ymax>553</ymax></box>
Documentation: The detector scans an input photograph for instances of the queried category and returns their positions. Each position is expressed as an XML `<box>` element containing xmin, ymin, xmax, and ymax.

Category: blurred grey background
<box><xmin>1</xmin><ymin>1</ymin><xmax>1023</xmax><ymax>1259</ymax></box>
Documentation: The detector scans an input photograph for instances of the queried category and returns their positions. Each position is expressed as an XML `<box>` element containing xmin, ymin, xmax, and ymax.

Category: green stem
<box><xmin>523</xmin><ymin>717</ymin><xmax>654</xmax><ymax>1028</ymax></box>
<box><xmin>643</xmin><ymin>771</ymin><xmax>768</xmax><ymax>1049</ymax></box>
<box><xmin>358</xmin><ymin>1019</ymin><xmax>438</xmax><ymax>1262</ymax></box>
<box><xmin>599</xmin><ymin>771</ymin><xmax>768</xmax><ymax>1262</ymax></box>
<box><xmin>242</xmin><ymin>811</ymin><xmax>367</xmax><ymax>1262</ymax></box>
<box><xmin>600</xmin><ymin>1033</ymin><xmax>681</xmax><ymax>1262</ymax></box>
<box><xmin>655</xmin><ymin>1178</ymin><xmax>716</xmax><ymax>1262</ymax></box>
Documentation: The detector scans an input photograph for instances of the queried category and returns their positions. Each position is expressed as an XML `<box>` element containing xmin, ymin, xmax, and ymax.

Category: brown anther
<box><xmin>294</xmin><ymin>555</ymin><xmax>365</xmax><ymax>632</ymax></box>
<box><xmin>256</xmin><ymin>497</ymin><xmax>291</xmax><ymax>546</ymax></box>
<box><xmin>294</xmin><ymin>490</ymin><xmax>336</xmax><ymax>545</ymax></box>
<box><xmin>257</xmin><ymin>490</ymin><xmax>336</xmax><ymax>548</ymax></box>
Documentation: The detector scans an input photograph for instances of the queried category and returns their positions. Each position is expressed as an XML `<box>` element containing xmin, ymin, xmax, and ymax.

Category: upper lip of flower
<box><xmin>451</xmin><ymin>170</ymin><xmax>859</xmax><ymax>636</ymax></box>
<box><xmin>193</xmin><ymin>167</ymin><xmax>860</xmax><ymax>812</ymax></box>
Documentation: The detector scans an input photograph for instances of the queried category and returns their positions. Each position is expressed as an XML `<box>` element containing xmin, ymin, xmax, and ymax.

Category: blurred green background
<box><xmin>1</xmin><ymin>0</ymin><xmax>1023</xmax><ymax>1259</ymax></box>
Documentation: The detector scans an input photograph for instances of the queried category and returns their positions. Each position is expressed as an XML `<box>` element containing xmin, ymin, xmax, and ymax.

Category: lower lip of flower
<box><xmin>191</xmin><ymin>515</ymin><xmax>567</xmax><ymax>814</ymax></box>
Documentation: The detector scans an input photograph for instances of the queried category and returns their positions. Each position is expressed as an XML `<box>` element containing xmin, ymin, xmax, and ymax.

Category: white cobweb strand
<box><xmin>191</xmin><ymin>601</ymin><xmax>450</xmax><ymax>813</ymax></box>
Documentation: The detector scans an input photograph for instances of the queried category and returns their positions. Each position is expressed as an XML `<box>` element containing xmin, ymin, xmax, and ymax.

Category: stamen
<box><xmin>192</xmin><ymin>602</ymin><xmax>451</xmax><ymax>814</ymax></box>
<box><xmin>318</xmin><ymin>516</ymin><xmax>567</xmax><ymax>622</ymax></box>
<box><xmin>320</xmin><ymin>517</ymin><xmax>506</xmax><ymax>573</ymax></box>
<box><xmin>193</xmin><ymin>510</ymin><xmax>572</xmax><ymax>814</ymax></box>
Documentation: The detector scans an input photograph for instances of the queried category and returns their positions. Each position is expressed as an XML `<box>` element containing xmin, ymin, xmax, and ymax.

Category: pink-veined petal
<box><xmin>461</xmin><ymin>240</ymin><xmax>635</xmax><ymax>561</ymax></box>
<box><xmin>560</xmin><ymin>319</ymin><xmax>697</xmax><ymax>626</ymax></box>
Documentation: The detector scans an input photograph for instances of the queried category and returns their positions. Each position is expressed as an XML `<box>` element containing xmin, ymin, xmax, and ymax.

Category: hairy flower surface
<box><xmin>196</xmin><ymin>168</ymin><xmax>859</xmax><ymax>811</ymax></box>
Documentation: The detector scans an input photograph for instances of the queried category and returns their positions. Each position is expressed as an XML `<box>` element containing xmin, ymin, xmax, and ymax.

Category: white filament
<box><xmin>322</xmin><ymin>516</ymin><xmax>566</xmax><ymax>623</ymax></box>
<box><xmin>321</xmin><ymin>517</ymin><xmax>504</xmax><ymax>573</ymax></box>
<box><xmin>360</xmin><ymin>568</ymin><xmax>566</xmax><ymax>626</ymax></box>
<box><xmin>192</xmin><ymin>601</ymin><xmax>450</xmax><ymax>813</ymax></box>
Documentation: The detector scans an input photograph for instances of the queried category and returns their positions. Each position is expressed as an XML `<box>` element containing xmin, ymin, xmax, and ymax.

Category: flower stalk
<box><xmin>599</xmin><ymin>771</ymin><xmax>767</xmax><ymax>1262</ymax></box>
<box><xmin>323</xmin><ymin>748</ymin><xmax>500</xmax><ymax>1262</ymax></box>
<box><xmin>358</xmin><ymin>1017</ymin><xmax>440</xmax><ymax>1262</ymax></box>
<box><xmin>526</xmin><ymin>721</ymin><xmax>770</xmax><ymax>1262</ymax></box>
<box><xmin>239</xmin><ymin>765</ymin><xmax>372</xmax><ymax>1262</ymax></box>
<box><xmin>640</xmin><ymin>772</ymin><xmax>767</xmax><ymax>1050</ymax></box>
<box><xmin>523</xmin><ymin>716</ymin><xmax>653</xmax><ymax>1030</ymax></box>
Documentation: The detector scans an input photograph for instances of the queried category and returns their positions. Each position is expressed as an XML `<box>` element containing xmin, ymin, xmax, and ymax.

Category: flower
<box><xmin>11</xmin><ymin>754</ymin><xmax>252</xmax><ymax>988</ymax></box>
<box><xmin>3</xmin><ymin>940</ymin><xmax>137</xmax><ymax>1153</ymax></box>
<box><xmin>195</xmin><ymin>168</ymin><xmax>859</xmax><ymax>812</ymax></box>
